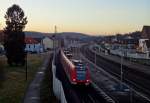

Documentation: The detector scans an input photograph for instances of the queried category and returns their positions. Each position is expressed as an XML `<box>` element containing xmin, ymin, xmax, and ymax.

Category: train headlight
<box><xmin>86</xmin><ymin>80</ymin><xmax>90</xmax><ymax>82</ymax></box>
<box><xmin>73</xmin><ymin>78</ymin><xmax>76</xmax><ymax>81</ymax></box>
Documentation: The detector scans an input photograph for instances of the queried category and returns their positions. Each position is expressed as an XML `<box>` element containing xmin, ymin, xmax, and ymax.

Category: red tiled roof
<box><xmin>25</xmin><ymin>37</ymin><xmax>39</xmax><ymax>44</ymax></box>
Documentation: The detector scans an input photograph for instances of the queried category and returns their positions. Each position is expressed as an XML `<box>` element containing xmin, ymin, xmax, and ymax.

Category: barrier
<box><xmin>110</xmin><ymin>49</ymin><xmax>150</xmax><ymax>59</ymax></box>
<box><xmin>52</xmin><ymin>54</ymin><xmax>67</xmax><ymax>103</ymax></box>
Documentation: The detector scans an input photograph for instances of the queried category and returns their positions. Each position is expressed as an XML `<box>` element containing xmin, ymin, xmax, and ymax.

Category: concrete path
<box><xmin>23</xmin><ymin>52</ymin><xmax>51</xmax><ymax>103</ymax></box>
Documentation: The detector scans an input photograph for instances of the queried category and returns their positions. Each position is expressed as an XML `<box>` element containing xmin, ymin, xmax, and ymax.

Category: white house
<box><xmin>138</xmin><ymin>39</ymin><xmax>149</xmax><ymax>53</ymax></box>
<box><xmin>25</xmin><ymin>37</ymin><xmax>44</xmax><ymax>53</ymax></box>
<box><xmin>42</xmin><ymin>37</ymin><xmax>53</xmax><ymax>50</ymax></box>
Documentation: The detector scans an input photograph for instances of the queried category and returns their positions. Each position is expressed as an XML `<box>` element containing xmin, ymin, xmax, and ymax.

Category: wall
<box><xmin>42</xmin><ymin>37</ymin><xmax>53</xmax><ymax>50</ymax></box>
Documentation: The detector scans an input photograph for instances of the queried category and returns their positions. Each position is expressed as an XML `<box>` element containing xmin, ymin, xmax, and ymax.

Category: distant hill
<box><xmin>1</xmin><ymin>31</ymin><xmax>95</xmax><ymax>43</ymax></box>
<box><xmin>56</xmin><ymin>32</ymin><xmax>90</xmax><ymax>40</ymax></box>
<box><xmin>24</xmin><ymin>31</ymin><xmax>99</xmax><ymax>43</ymax></box>
<box><xmin>25</xmin><ymin>31</ymin><xmax>90</xmax><ymax>39</ymax></box>
<box><xmin>25</xmin><ymin>31</ymin><xmax>46</xmax><ymax>38</ymax></box>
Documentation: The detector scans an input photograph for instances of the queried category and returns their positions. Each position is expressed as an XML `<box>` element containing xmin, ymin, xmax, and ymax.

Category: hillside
<box><xmin>25</xmin><ymin>31</ymin><xmax>47</xmax><ymax>38</ymax></box>
<box><xmin>58</xmin><ymin>32</ymin><xmax>89</xmax><ymax>39</ymax></box>
<box><xmin>25</xmin><ymin>31</ymin><xmax>90</xmax><ymax>40</ymax></box>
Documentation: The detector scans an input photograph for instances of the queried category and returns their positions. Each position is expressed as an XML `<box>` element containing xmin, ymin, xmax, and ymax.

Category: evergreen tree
<box><xmin>4</xmin><ymin>4</ymin><xmax>27</xmax><ymax>66</ymax></box>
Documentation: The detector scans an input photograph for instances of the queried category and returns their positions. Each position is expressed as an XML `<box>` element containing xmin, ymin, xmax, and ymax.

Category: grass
<box><xmin>0</xmin><ymin>54</ymin><xmax>44</xmax><ymax>103</ymax></box>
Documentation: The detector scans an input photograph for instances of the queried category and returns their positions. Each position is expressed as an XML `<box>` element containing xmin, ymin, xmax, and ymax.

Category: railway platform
<box><xmin>90</xmin><ymin>48</ymin><xmax>150</xmax><ymax>76</ymax></box>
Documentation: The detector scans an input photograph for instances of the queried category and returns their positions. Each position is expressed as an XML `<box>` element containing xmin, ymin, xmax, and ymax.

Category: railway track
<box><xmin>73</xmin><ymin>83</ymin><xmax>114</xmax><ymax>103</ymax></box>
<box><xmin>55</xmin><ymin>52</ymin><xmax>110</xmax><ymax>103</ymax></box>
<box><xmin>74</xmin><ymin>85</ymin><xmax>103</xmax><ymax>103</ymax></box>
<box><xmin>81</xmin><ymin>46</ymin><xmax>150</xmax><ymax>102</ymax></box>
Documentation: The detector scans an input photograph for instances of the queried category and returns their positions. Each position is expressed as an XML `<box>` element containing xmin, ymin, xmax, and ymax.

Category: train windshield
<box><xmin>64</xmin><ymin>50</ymin><xmax>70</xmax><ymax>54</ymax></box>
<box><xmin>66</xmin><ymin>54</ymin><xmax>73</xmax><ymax>59</ymax></box>
<box><xmin>72</xmin><ymin>60</ymin><xmax>86</xmax><ymax>70</ymax></box>
<box><xmin>76</xmin><ymin>64</ymin><xmax>86</xmax><ymax>71</ymax></box>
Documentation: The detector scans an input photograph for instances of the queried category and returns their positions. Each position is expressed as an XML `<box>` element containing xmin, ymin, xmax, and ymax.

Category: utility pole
<box><xmin>130</xmin><ymin>87</ymin><xmax>133</xmax><ymax>103</ymax></box>
<box><xmin>95</xmin><ymin>51</ymin><xmax>96</xmax><ymax>65</ymax></box>
<box><xmin>120</xmin><ymin>47</ymin><xmax>123</xmax><ymax>90</ymax></box>
<box><xmin>54</xmin><ymin>25</ymin><xmax>57</xmax><ymax>55</ymax></box>
<box><xmin>94</xmin><ymin>44</ymin><xmax>97</xmax><ymax>66</ymax></box>
<box><xmin>55</xmin><ymin>25</ymin><xmax>57</xmax><ymax>35</ymax></box>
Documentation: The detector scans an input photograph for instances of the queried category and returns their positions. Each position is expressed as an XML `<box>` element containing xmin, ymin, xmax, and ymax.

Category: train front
<box><xmin>72</xmin><ymin>60</ymin><xmax>90</xmax><ymax>86</ymax></box>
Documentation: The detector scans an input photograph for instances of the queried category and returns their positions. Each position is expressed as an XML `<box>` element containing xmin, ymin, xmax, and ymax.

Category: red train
<box><xmin>60</xmin><ymin>49</ymin><xmax>90</xmax><ymax>85</ymax></box>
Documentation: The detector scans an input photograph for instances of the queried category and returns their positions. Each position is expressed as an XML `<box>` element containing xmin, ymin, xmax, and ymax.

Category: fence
<box><xmin>52</xmin><ymin>54</ymin><xmax>67</xmax><ymax>103</ymax></box>
<box><xmin>110</xmin><ymin>49</ymin><xmax>150</xmax><ymax>59</ymax></box>
<box><xmin>91</xmin><ymin>44</ymin><xmax>150</xmax><ymax>59</ymax></box>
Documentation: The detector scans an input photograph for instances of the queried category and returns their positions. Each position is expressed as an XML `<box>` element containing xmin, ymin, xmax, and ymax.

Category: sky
<box><xmin>0</xmin><ymin>0</ymin><xmax>150</xmax><ymax>35</ymax></box>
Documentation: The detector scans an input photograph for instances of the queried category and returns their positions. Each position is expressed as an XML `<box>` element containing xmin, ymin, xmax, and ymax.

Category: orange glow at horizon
<box><xmin>0</xmin><ymin>0</ymin><xmax>150</xmax><ymax>35</ymax></box>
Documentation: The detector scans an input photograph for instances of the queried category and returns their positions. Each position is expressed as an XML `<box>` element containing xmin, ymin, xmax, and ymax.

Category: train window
<box><xmin>66</xmin><ymin>54</ymin><xmax>73</xmax><ymax>59</ymax></box>
<box><xmin>72</xmin><ymin>60</ymin><xmax>86</xmax><ymax>70</ymax></box>
<box><xmin>64</xmin><ymin>50</ymin><xmax>69</xmax><ymax>54</ymax></box>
